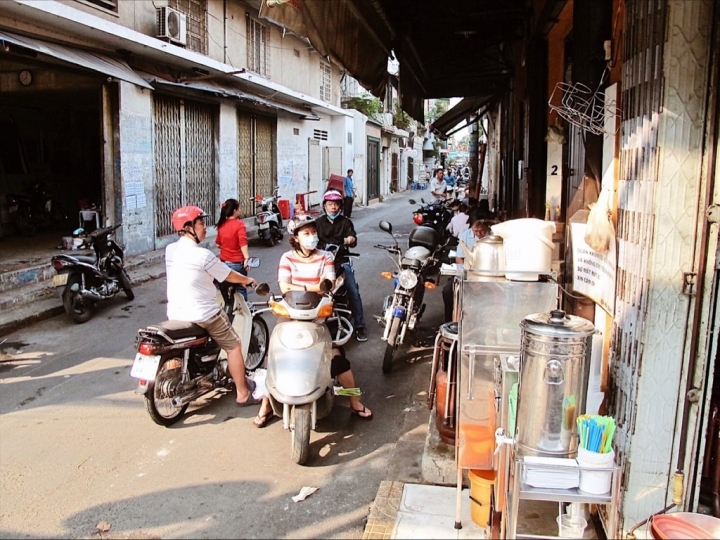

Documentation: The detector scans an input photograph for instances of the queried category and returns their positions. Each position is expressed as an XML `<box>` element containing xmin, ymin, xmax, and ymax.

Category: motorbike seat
<box><xmin>147</xmin><ymin>320</ymin><xmax>208</xmax><ymax>341</ymax></box>
<box><xmin>73</xmin><ymin>254</ymin><xmax>97</xmax><ymax>265</ymax></box>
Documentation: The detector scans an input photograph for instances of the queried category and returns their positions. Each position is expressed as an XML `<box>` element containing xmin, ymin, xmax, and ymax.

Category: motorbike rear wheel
<box><xmin>245</xmin><ymin>315</ymin><xmax>269</xmax><ymax>372</ymax></box>
<box><xmin>145</xmin><ymin>358</ymin><xmax>189</xmax><ymax>426</ymax></box>
<box><xmin>62</xmin><ymin>275</ymin><xmax>95</xmax><ymax>323</ymax></box>
<box><xmin>266</xmin><ymin>224</ymin><xmax>279</xmax><ymax>247</ymax></box>
<box><xmin>290</xmin><ymin>403</ymin><xmax>312</xmax><ymax>465</ymax></box>
<box><xmin>382</xmin><ymin>316</ymin><xmax>402</xmax><ymax>373</ymax></box>
<box><xmin>120</xmin><ymin>269</ymin><xmax>135</xmax><ymax>301</ymax></box>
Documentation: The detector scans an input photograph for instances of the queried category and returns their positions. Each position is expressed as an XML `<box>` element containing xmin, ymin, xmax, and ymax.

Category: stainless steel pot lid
<box><xmin>521</xmin><ymin>309</ymin><xmax>596</xmax><ymax>337</ymax></box>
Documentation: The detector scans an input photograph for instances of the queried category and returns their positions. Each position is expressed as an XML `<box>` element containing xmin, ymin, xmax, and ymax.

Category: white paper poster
<box><xmin>570</xmin><ymin>222</ymin><xmax>616</xmax><ymax>315</ymax></box>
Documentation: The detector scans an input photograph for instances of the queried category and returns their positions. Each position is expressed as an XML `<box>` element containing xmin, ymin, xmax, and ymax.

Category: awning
<box><xmin>430</xmin><ymin>96</ymin><xmax>493</xmax><ymax>138</ymax></box>
<box><xmin>143</xmin><ymin>75</ymin><xmax>320</xmax><ymax>120</ymax></box>
<box><xmin>0</xmin><ymin>30</ymin><xmax>153</xmax><ymax>90</ymax></box>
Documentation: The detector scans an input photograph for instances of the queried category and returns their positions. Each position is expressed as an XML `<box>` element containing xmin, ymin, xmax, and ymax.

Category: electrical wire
<box><xmin>546</xmin><ymin>275</ymin><xmax>589</xmax><ymax>301</ymax></box>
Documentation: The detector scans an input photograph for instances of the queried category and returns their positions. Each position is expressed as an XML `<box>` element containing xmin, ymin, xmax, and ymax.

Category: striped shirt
<box><xmin>278</xmin><ymin>250</ymin><xmax>336</xmax><ymax>287</ymax></box>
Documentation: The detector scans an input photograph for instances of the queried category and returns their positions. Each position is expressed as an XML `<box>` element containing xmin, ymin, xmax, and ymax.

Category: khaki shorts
<box><xmin>196</xmin><ymin>310</ymin><xmax>241</xmax><ymax>351</ymax></box>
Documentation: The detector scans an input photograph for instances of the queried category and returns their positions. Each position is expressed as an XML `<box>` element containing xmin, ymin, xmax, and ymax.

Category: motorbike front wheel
<box><xmin>245</xmin><ymin>315</ymin><xmax>269</xmax><ymax>372</ymax></box>
<box><xmin>291</xmin><ymin>403</ymin><xmax>312</xmax><ymax>465</ymax></box>
<box><xmin>62</xmin><ymin>275</ymin><xmax>95</xmax><ymax>323</ymax></box>
<box><xmin>120</xmin><ymin>269</ymin><xmax>135</xmax><ymax>301</ymax></box>
<box><xmin>144</xmin><ymin>358</ymin><xmax>189</xmax><ymax>426</ymax></box>
<box><xmin>382</xmin><ymin>316</ymin><xmax>403</xmax><ymax>373</ymax></box>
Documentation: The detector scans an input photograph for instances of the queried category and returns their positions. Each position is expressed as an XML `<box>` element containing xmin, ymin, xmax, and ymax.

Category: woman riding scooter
<box><xmin>253</xmin><ymin>215</ymin><xmax>372</xmax><ymax>427</ymax></box>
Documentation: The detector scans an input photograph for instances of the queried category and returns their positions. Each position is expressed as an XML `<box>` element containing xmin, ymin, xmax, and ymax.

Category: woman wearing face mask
<box><xmin>252</xmin><ymin>215</ymin><xmax>373</xmax><ymax>428</ymax></box>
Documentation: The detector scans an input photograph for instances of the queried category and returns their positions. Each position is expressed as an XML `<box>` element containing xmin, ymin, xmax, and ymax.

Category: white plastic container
<box><xmin>557</xmin><ymin>514</ymin><xmax>587</xmax><ymax>538</ymax></box>
<box><xmin>491</xmin><ymin>218</ymin><xmax>556</xmax><ymax>281</ymax></box>
<box><xmin>577</xmin><ymin>447</ymin><xmax>615</xmax><ymax>494</ymax></box>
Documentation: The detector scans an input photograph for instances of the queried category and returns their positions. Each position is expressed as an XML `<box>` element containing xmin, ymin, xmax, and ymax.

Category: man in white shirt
<box><xmin>429</xmin><ymin>169</ymin><xmax>448</xmax><ymax>200</ymax></box>
<box><xmin>449</xmin><ymin>203</ymin><xmax>470</xmax><ymax>237</ymax></box>
<box><xmin>166</xmin><ymin>205</ymin><xmax>259</xmax><ymax>406</ymax></box>
<box><xmin>442</xmin><ymin>218</ymin><xmax>491</xmax><ymax>322</ymax></box>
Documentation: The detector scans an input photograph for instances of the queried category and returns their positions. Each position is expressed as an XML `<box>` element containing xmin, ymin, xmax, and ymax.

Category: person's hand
<box><xmin>247</xmin><ymin>276</ymin><xmax>258</xmax><ymax>288</ymax></box>
<box><xmin>344</xmin><ymin>236</ymin><xmax>356</xmax><ymax>245</ymax></box>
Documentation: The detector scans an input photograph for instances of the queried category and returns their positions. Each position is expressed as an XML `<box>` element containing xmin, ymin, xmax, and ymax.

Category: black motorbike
<box><xmin>323</xmin><ymin>243</ymin><xmax>359</xmax><ymax>345</ymax></box>
<box><xmin>409</xmin><ymin>198</ymin><xmax>453</xmax><ymax>243</ymax></box>
<box><xmin>7</xmin><ymin>182</ymin><xmax>68</xmax><ymax>236</ymax></box>
<box><xmin>50</xmin><ymin>223</ymin><xmax>133</xmax><ymax>323</ymax></box>
<box><xmin>131</xmin><ymin>276</ymin><xmax>269</xmax><ymax>427</ymax></box>
<box><xmin>375</xmin><ymin>221</ymin><xmax>443</xmax><ymax>373</ymax></box>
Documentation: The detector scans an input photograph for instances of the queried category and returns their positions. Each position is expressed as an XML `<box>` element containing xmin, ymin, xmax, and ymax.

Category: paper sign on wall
<box><xmin>570</xmin><ymin>222</ymin><xmax>616</xmax><ymax>315</ymax></box>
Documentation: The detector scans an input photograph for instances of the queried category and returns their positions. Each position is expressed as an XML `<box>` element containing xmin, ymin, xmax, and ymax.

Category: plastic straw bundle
<box><xmin>576</xmin><ymin>414</ymin><xmax>616</xmax><ymax>454</ymax></box>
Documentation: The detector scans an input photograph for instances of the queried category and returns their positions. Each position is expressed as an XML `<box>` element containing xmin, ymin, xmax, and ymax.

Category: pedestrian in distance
<box><xmin>343</xmin><ymin>169</ymin><xmax>356</xmax><ymax>218</ymax></box>
<box><xmin>216</xmin><ymin>198</ymin><xmax>250</xmax><ymax>301</ymax></box>
<box><xmin>430</xmin><ymin>168</ymin><xmax>449</xmax><ymax>200</ymax></box>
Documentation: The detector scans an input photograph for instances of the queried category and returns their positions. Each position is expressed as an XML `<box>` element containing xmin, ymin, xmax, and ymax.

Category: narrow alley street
<box><xmin>0</xmin><ymin>192</ymin><xmax>445</xmax><ymax>539</ymax></box>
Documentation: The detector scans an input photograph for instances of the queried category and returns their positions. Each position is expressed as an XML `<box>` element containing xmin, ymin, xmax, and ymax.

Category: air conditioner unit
<box><xmin>157</xmin><ymin>7</ymin><xmax>187</xmax><ymax>46</ymax></box>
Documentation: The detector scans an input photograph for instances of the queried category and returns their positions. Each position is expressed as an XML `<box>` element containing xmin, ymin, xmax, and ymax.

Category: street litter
<box><xmin>292</xmin><ymin>486</ymin><xmax>319</xmax><ymax>502</ymax></box>
<box><xmin>333</xmin><ymin>386</ymin><xmax>361</xmax><ymax>397</ymax></box>
<box><xmin>96</xmin><ymin>521</ymin><xmax>111</xmax><ymax>533</ymax></box>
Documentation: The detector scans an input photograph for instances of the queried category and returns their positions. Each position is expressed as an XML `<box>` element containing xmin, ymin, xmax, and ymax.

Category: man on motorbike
<box><xmin>430</xmin><ymin>168</ymin><xmax>449</xmax><ymax>200</ymax></box>
<box><xmin>252</xmin><ymin>215</ymin><xmax>373</xmax><ymax>427</ymax></box>
<box><xmin>166</xmin><ymin>205</ymin><xmax>259</xmax><ymax>407</ymax></box>
<box><xmin>314</xmin><ymin>189</ymin><xmax>368</xmax><ymax>343</ymax></box>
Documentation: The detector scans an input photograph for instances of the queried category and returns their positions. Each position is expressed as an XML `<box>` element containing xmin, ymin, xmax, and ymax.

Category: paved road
<box><xmin>0</xmin><ymin>192</ymin><xmax>446</xmax><ymax>539</ymax></box>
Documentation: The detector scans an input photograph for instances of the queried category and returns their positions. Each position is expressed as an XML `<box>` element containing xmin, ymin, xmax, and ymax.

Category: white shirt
<box><xmin>456</xmin><ymin>228</ymin><xmax>481</xmax><ymax>260</ymax></box>
<box><xmin>166</xmin><ymin>236</ymin><xmax>231</xmax><ymax>322</ymax></box>
<box><xmin>429</xmin><ymin>178</ymin><xmax>447</xmax><ymax>196</ymax></box>
<box><xmin>450</xmin><ymin>213</ymin><xmax>469</xmax><ymax>237</ymax></box>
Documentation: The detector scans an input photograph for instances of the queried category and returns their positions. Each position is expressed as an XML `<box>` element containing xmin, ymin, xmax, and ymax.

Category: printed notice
<box><xmin>570</xmin><ymin>222</ymin><xmax>616</xmax><ymax>315</ymax></box>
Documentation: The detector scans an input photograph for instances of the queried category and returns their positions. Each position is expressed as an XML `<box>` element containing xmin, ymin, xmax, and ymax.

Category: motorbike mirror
<box><xmin>255</xmin><ymin>282</ymin><xmax>271</xmax><ymax>296</ymax></box>
<box><xmin>246</xmin><ymin>257</ymin><xmax>260</xmax><ymax>268</ymax></box>
<box><xmin>319</xmin><ymin>278</ymin><xmax>333</xmax><ymax>293</ymax></box>
<box><xmin>409</xmin><ymin>199</ymin><xmax>416</xmax><ymax>205</ymax></box>
<box><xmin>378</xmin><ymin>220</ymin><xmax>393</xmax><ymax>235</ymax></box>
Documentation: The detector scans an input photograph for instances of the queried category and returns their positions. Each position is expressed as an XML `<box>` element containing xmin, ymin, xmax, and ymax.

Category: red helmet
<box><xmin>172</xmin><ymin>206</ymin><xmax>209</xmax><ymax>232</ymax></box>
<box><xmin>323</xmin><ymin>189</ymin><xmax>343</xmax><ymax>202</ymax></box>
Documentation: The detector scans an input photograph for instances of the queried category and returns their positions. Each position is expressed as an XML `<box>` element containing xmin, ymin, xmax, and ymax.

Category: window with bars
<box><xmin>320</xmin><ymin>62</ymin><xmax>332</xmax><ymax>102</ymax></box>
<box><xmin>247</xmin><ymin>16</ymin><xmax>269</xmax><ymax>77</ymax></box>
<box><xmin>79</xmin><ymin>0</ymin><xmax>118</xmax><ymax>12</ymax></box>
<box><xmin>169</xmin><ymin>0</ymin><xmax>207</xmax><ymax>54</ymax></box>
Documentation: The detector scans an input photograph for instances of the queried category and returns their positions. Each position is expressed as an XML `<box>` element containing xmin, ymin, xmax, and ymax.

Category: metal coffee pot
<box><xmin>460</xmin><ymin>234</ymin><xmax>505</xmax><ymax>278</ymax></box>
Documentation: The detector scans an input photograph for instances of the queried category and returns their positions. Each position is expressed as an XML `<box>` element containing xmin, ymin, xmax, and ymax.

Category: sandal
<box><xmin>253</xmin><ymin>410</ymin><xmax>274</xmax><ymax>428</ymax></box>
<box><xmin>350</xmin><ymin>405</ymin><xmax>373</xmax><ymax>420</ymax></box>
<box><xmin>236</xmin><ymin>379</ymin><xmax>259</xmax><ymax>407</ymax></box>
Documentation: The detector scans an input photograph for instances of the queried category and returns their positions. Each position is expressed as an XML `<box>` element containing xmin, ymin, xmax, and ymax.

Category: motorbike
<box><xmin>252</xmin><ymin>187</ymin><xmax>284</xmax><ymax>246</ymax></box>
<box><xmin>130</xmin><ymin>259</ymin><xmax>269</xmax><ymax>427</ymax></box>
<box><xmin>322</xmin><ymin>243</ymin><xmax>359</xmax><ymax>340</ymax></box>
<box><xmin>255</xmin><ymin>278</ymin><xmax>353</xmax><ymax>464</ymax></box>
<box><xmin>7</xmin><ymin>182</ymin><xmax>68</xmax><ymax>236</ymax></box>
<box><xmin>374</xmin><ymin>221</ymin><xmax>443</xmax><ymax>373</ymax></box>
<box><xmin>409</xmin><ymin>197</ymin><xmax>453</xmax><ymax>244</ymax></box>
<box><xmin>51</xmin><ymin>223</ymin><xmax>133</xmax><ymax>323</ymax></box>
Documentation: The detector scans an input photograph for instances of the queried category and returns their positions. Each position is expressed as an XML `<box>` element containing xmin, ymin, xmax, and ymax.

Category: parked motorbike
<box><xmin>374</xmin><ymin>221</ymin><xmax>443</xmax><ymax>373</ymax></box>
<box><xmin>51</xmin><ymin>223</ymin><xmax>133</xmax><ymax>323</ymax></box>
<box><xmin>255</xmin><ymin>278</ymin><xmax>353</xmax><ymax>464</ymax></box>
<box><xmin>252</xmin><ymin>187</ymin><xmax>284</xmax><ymax>246</ymax></box>
<box><xmin>130</xmin><ymin>259</ymin><xmax>269</xmax><ymax>427</ymax></box>
<box><xmin>7</xmin><ymin>182</ymin><xmax>68</xmax><ymax>236</ymax></box>
<box><xmin>410</xmin><ymin>197</ymin><xmax>453</xmax><ymax>243</ymax></box>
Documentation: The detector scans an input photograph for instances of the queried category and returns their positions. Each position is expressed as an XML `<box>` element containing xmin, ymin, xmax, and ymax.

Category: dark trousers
<box><xmin>442</xmin><ymin>278</ymin><xmax>455</xmax><ymax>323</ymax></box>
<box><xmin>343</xmin><ymin>196</ymin><xmax>353</xmax><ymax>218</ymax></box>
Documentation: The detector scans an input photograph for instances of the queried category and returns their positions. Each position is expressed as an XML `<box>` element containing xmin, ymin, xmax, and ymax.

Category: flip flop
<box><xmin>236</xmin><ymin>379</ymin><xmax>260</xmax><ymax>407</ymax></box>
<box><xmin>350</xmin><ymin>405</ymin><xmax>373</xmax><ymax>420</ymax></box>
<box><xmin>253</xmin><ymin>410</ymin><xmax>274</xmax><ymax>428</ymax></box>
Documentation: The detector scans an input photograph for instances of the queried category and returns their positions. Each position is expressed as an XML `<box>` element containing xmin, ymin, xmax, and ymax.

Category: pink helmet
<box><xmin>323</xmin><ymin>189</ymin><xmax>343</xmax><ymax>202</ymax></box>
<box><xmin>172</xmin><ymin>205</ymin><xmax>209</xmax><ymax>232</ymax></box>
<box><xmin>287</xmin><ymin>214</ymin><xmax>317</xmax><ymax>236</ymax></box>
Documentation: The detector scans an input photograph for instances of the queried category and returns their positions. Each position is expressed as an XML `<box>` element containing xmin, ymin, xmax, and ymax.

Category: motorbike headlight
<box><xmin>277</xmin><ymin>325</ymin><xmax>318</xmax><ymax>350</ymax></box>
<box><xmin>398</xmin><ymin>269</ymin><xmax>418</xmax><ymax>289</ymax></box>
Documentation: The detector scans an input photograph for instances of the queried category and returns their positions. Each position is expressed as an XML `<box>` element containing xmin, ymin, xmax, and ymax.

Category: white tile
<box><xmin>400</xmin><ymin>484</ymin><xmax>459</xmax><ymax>517</ymax></box>
<box><xmin>392</xmin><ymin>511</ymin><xmax>460</xmax><ymax>540</ymax></box>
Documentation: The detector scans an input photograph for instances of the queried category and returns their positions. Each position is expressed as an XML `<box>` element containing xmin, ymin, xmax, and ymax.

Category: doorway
<box><xmin>367</xmin><ymin>137</ymin><xmax>380</xmax><ymax>201</ymax></box>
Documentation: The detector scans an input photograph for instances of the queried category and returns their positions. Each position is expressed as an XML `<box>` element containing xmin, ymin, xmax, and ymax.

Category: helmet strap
<box><xmin>182</xmin><ymin>224</ymin><xmax>201</xmax><ymax>244</ymax></box>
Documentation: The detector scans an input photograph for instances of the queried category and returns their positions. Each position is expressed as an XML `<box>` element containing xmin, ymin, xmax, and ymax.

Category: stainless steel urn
<box><xmin>515</xmin><ymin>310</ymin><xmax>596</xmax><ymax>457</ymax></box>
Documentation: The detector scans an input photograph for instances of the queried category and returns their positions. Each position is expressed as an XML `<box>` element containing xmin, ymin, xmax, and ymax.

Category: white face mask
<box><xmin>300</xmin><ymin>235</ymin><xmax>319</xmax><ymax>250</ymax></box>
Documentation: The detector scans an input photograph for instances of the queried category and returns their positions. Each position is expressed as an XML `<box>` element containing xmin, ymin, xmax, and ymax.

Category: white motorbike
<box><xmin>131</xmin><ymin>258</ymin><xmax>269</xmax><ymax>426</ymax></box>
<box><xmin>255</xmin><ymin>278</ymin><xmax>353</xmax><ymax>465</ymax></box>
<box><xmin>252</xmin><ymin>187</ymin><xmax>283</xmax><ymax>246</ymax></box>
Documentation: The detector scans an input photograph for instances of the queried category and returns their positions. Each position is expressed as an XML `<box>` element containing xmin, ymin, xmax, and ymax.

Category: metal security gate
<box><xmin>237</xmin><ymin>111</ymin><xmax>275</xmax><ymax>218</ymax></box>
<box><xmin>367</xmin><ymin>137</ymin><xmax>379</xmax><ymax>200</ymax></box>
<box><xmin>608</xmin><ymin>0</ymin><xmax>666</xmax><ymax>521</ymax></box>
<box><xmin>154</xmin><ymin>95</ymin><xmax>217</xmax><ymax>237</ymax></box>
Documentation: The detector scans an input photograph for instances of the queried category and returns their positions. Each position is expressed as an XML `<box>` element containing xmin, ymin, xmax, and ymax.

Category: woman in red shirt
<box><xmin>216</xmin><ymin>198</ymin><xmax>250</xmax><ymax>300</ymax></box>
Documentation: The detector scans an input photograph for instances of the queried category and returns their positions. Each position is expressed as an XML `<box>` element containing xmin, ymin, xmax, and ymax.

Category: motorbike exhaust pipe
<box><xmin>79</xmin><ymin>288</ymin><xmax>105</xmax><ymax>301</ymax></box>
<box><xmin>170</xmin><ymin>374</ymin><xmax>215</xmax><ymax>407</ymax></box>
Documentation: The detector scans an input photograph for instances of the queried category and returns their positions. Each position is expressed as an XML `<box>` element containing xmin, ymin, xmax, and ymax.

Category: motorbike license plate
<box><xmin>52</xmin><ymin>274</ymin><xmax>68</xmax><ymax>287</ymax></box>
<box><xmin>258</xmin><ymin>223</ymin><xmax>270</xmax><ymax>229</ymax></box>
<box><xmin>130</xmin><ymin>353</ymin><xmax>161</xmax><ymax>381</ymax></box>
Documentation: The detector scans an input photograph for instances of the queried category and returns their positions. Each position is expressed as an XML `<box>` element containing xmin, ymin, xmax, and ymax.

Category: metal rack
<box><xmin>453</xmin><ymin>270</ymin><xmax>558</xmax><ymax>530</ymax></box>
